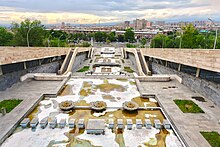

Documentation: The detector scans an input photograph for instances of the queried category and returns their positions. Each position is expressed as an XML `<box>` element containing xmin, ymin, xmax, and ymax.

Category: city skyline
<box><xmin>0</xmin><ymin>0</ymin><xmax>220</xmax><ymax>24</ymax></box>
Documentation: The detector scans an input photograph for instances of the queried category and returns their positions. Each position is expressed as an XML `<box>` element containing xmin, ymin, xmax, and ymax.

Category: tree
<box><xmin>11</xmin><ymin>19</ymin><xmax>45</xmax><ymax>46</ymax></box>
<box><xmin>117</xmin><ymin>35</ymin><xmax>124</xmax><ymax>42</ymax></box>
<box><xmin>140</xmin><ymin>38</ymin><xmax>147</xmax><ymax>46</ymax></box>
<box><xmin>94</xmin><ymin>32</ymin><xmax>107</xmax><ymax>42</ymax></box>
<box><xmin>149</xmin><ymin>24</ymin><xmax>220</xmax><ymax>49</ymax></box>
<box><xmin>0</xmin><ymin>27</ymin><xmax>14</xmax><ymax>46</ymax></box>
<box><xmin>150</xmin><ymin>34</ymin><xmax>166</xmax><ymax>48</ymax></box>
<box><xmin>195</xmin><ymin>34</ymin><xmax>205</xmax><ymax>49</ymax></box>
<box><xmin>108</xmin><ymin>31</ymin><xmax>116</xmax><ymax>42</ymax></box>
<box><xmin>44</xmin><ymin>30</ymin><xmax>68</xmax><ymax>47</ymax></box>
<box><xmin>181</xmin><ymin>24</ymin><xmax>198</xmax><ymax>48</ymax></box>
<box><xmin>124</xmin><ymin>28</ymin><xmax>135</xmax><ymax>43</ymax></box>
<box><xmin>47</xmin><ymin>30</ymin><xmax>67</xmax><ymax>40</ymax></box>
<box><xmin>70</xmin><ymin>33</ymin><xmax>88</xmax><ymax>42</ymax></box>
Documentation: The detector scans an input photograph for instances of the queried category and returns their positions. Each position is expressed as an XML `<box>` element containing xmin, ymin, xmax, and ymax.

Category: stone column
<box><xmin>165</xmin><ymin>61</ymin><xmax>168</xmax><ymax>67</ymax></box>
<box><xmin>124</xmin><ymin>51</ymin><xmax>127</xmax><ymax>59</ymax></box>
<box><xmin>39</xmin><ymin>59</ymin><xmax>42</xmax><ymax>66</ymax></box>
<box><xmin>23</xmin><ymin>62</ymin><xmax>27</xmax><ymax>70</ymax></box>
<box><xmin>196</xmin><ymin>68</ymin><xmax>201</xmax><ymax>78</ymax></box>
<box><xmin>1</xmin><ymin>108</ymin><xmax>6</xmax><ymax>116</ymax></box>
<box><xmin>0</xmin><ymin>65</ymin><xmax>2</xmax><ymax>76</ymax></box>
<box><xmin>178</xmin><ymin>64</ymin><xmax>181</xmax><ymax>71</ymax></box>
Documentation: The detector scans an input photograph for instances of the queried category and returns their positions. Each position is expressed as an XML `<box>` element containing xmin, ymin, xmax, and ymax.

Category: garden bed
<box><xmin>77</xmin><ymin>66</ymin><xmax>90</xmax><ymax>72</ymax></box>
<box><xmin>124</xmin><ymin>67</ymin><xmax>134</xmax><ymax>73</ymax></box>
<box><xmin>201</xmin><ymin>131</ymin><xmax>220</xmax><ymax>147</ymax></box>
<box><xmin>174</xmin><ymin>100</ymin><xmax>204</xmax><ymax>113</ymax></box>
<box><xmin>0</xmin><ymin>99</ymin><xmax>22</xmax><ymax>113</ymax></box>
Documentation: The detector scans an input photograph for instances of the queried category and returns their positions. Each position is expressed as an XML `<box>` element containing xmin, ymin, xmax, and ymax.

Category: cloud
<box><xmin>0</xmin><ymin>0</ymin><xmax>219</xmax><ymax>24</ymax></box>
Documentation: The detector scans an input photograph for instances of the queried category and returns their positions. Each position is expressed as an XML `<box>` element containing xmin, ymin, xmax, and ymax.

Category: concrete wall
<box><xmin>0</xmin><ymin>61</ymin><xmax>62</xmax><ymax>91</ymax></box>
<box><xmin>28</xmin><ymin>62</ymin><xmax>60</xmax><ymax>73</ymax></box>
<box><xmin>152</xmin><ymin>63</ymin><xmax>220</xmax><ymax>106</ymax></box>
<box><xmin>127</xmin><ymin>52</ymin><xmax>138</xmax><ymax>72</ymax></box>
<box><xmin>0</xmin><ymin>47</ymin><xmax>69</xmax><ymax>65</ymax></box>
<box><xmin>124</xmin><ymin>48</ymin><xmax>145</xmax><ymax>76</ymax></box>
<box><xmin>72</xmin><ymin>52</ymin><xmax>88</xmax><ymax>72</ymax></box>
<box><xmin>141</xmin><ymin>48</ymin><xmax>220</xmax><ymax>73</ymax></box>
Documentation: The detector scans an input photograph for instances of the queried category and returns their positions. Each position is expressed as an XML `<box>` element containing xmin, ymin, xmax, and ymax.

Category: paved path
<box><xmin>0</xmin><ymin>79</ymin><xmax>62</xmax><ymax>145</ymax></box>
<box><xmin>141</xmin><ymin>80</ymin><xmax>220</xmax><ymax>147</ymax></box>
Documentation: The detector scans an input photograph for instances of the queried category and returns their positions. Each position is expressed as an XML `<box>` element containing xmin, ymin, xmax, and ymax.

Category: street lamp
<box><xmin>27</xmin><ymin>25</ymin><xmax>34</xmax><ymax>47</ymax></box>
<box><xmin>66</xmin><ymin>35</ymin><xmax>72</xmax><ymax>47</ymax></box>
<box><xmin>179</xmin><ymin>31</ymin><xmax>183</xmax><ymax>49</ymax></box>
<box><xmin>58</xmin><ymin>34</ymin><xmax>63</xmax><ymax>47</ymax></box>
<box><xmin>48</xmin><ymin>32</ymin><xmax>54</xmax><ymax>47</ymax></box>
<box><xmin>161</xmin><ymin>35</ymin><xmax>164</xmax><ymax>48</ymax></box>
<box><xmin>208</xmin><ymin>18</ymin><xmax>218</xmax><ymax>49</ymax></box>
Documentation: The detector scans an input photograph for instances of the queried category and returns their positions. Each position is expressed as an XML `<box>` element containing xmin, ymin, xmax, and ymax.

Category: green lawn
<box><xmin>77</xmin><ymin>66</ymin><xmax>90</xmax><ymax>72</ymax></box>
<box><xmin>201</xmin><ymin>131</ymin><xmax>220</xmax><ymax>147</ymax></box>
<box><xmin>0</xmin><ymin>99</ymin><xmax>22</xmax><ymax>113</ymax></box>
<box><xmin>174</xmin><ymin>99</ymin><xmax>204</xmax><ymax>113</ymax></box>
<box><xmin>124</xmin><ymin>67</ymin><xmax>134</xmax><ymax>73</ymax></box>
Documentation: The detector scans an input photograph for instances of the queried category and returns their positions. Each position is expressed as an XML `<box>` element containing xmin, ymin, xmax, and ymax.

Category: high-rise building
<box><xmin>124</xmin><ymin>21</ymin><xmax>130</xmax><ymax>29</ymax></box>
<box><xmin>61</xmin><ymin>22</ymin><xmax>65</xmax><ymax>29</ymax></box>
<box><xmin>146</xmin><ymin>21</ymin><xmax>153</xmax><ymax>28</ymax></box>
<box><xmin>133</xmin><ymin>19</ymin><xmax>148</xmax><ymax>30</ymax></box>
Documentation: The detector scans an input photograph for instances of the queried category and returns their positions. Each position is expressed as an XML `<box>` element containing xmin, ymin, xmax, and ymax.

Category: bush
<box><xmin>81</xmin><ymin>41</ymin><xmax>91</xmax><ymax>47</ymax></box>
<box><xmin>126</xmin><ymin>43</ymin><xmax>136</xmax><ymax>48</ymax></box>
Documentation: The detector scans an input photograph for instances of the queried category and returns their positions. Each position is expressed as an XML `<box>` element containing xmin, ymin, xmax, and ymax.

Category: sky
<box><xmin>0</xmin><ymin>0</ymin><xmax>220</xmax><ymax>24</ymax></box>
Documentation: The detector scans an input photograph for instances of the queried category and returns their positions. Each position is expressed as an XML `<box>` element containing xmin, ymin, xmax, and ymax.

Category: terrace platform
<box><xmin>0</xmin><ymin>79</ymin><xmax>65</xmax><ymax>145</ymax></box>
<box><xmin>141</xmin><ymin>79</ymin><xmax>220</xmax><ymax>147</ymax></box>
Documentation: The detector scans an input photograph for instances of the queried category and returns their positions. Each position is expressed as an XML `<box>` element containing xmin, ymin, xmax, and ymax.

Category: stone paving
<box><xmin>0</xmin><ymin>79</ymin><xmax>62</xmax><ymax>144</ymax></box>
<box><xmin>141</xmin><ymin>80</ymin><xmax>220</xmax><ymax>147</ymax></box>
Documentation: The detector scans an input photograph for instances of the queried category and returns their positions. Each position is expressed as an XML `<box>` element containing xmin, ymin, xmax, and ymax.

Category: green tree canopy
<box><xmin>181</xmin><ymin>24</ymin><xmax>199</xmax><ymax>48</ymax></box>
<box><xmin>11</xmin><ymin>19</ymin><xmax>45</xmax><ymax>46</ymax></box>
<box><xmin>124</xmin><ymin>28</ymin><xmax>135</xmax><ymax>43</ymax></box>
<box><xmin>0</xmin><ymin>27</ymin><xmax>14</xmax><ymax>46</ymax></box>
<box><xmin>108</xmin><ymin>31</ymin><xmax>116</xmax><ymax>42</ymax></box>
<box><xmin>151</xmin><ymin>34</ymin><xmax>166</xmax><ymax>48</ymax></box>
<box><xmin>117</xmin><ymin>34</ymin><xmax>125</xmax><ymax>42</ymax></box>
<box><xmin>94</xmin><ymin>31</ymin><xmax>107</xmax><ymax>42</ymax></box>
<box><xmin>140</xmin><ymin>38</ymin><xmax>147</xmax><ymax>46</ymax></box>
<box><xmin>150</xmin><ymin>24</ymin><xmax>219</xmax><ymax>49</ymax></box>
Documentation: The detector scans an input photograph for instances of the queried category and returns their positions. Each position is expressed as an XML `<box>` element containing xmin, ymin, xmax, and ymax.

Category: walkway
<box><xmin>141</xmin><ymin>80</ymin><xmax>220</xmax><ymax>147</ymax></box>
<box><xmin>0</xmin><ymin>79</ymin><xmax>63</xmax><ymax>145</ymax></box>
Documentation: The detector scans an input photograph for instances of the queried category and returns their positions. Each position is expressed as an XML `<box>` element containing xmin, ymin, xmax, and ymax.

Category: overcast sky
<box><xmin>0</xmin><ymin>0</ymin><xmax>219</xmax><ymax>24</ymax></box>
